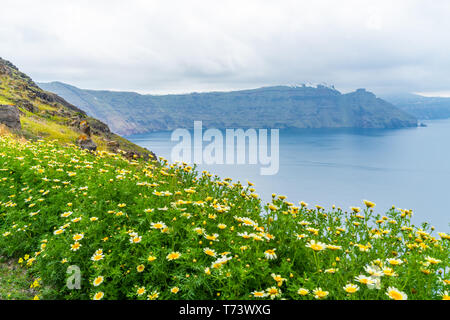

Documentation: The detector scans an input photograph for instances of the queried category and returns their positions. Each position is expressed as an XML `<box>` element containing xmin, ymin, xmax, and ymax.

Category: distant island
<box><xmin>38</xmin><ymin>82</ymin><xmax>418</xmax><ymax>135</ymax></box>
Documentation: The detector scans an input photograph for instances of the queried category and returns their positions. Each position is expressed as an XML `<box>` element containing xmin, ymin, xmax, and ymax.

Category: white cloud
<box><xmin>1</xmin><ymin>0</ymin><xmax>450</xmax><ymax>95</ymax></box>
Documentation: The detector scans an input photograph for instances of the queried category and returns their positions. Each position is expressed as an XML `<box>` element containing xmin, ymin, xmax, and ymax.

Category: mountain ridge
<box><xmin>381</xmin><ymin>92</ymin><xmax>450</xmax><ymax>120</ymax></box>
<box><xmin>38</xmin><ymin>81</ymin><xmax>418</xmax><ymax>136</ymax></box>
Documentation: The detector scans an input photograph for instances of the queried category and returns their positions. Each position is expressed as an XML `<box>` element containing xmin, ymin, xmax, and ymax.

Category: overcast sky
<box><xmin>1</xmin><ymin>0</ymin><xmax>450</xmax><ymax>96</ymax></box>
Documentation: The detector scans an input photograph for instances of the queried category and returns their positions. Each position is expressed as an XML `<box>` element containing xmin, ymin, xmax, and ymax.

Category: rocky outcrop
<box><xmin>77</xmin><ymin>134</ymin><xmax>97</xmax><ymax>151</ymax></box>
<box><xmin>106</xmin><ymin>140</ymin><xmax>120</xmax><ymax>152</ymax></box>
<box><xmin>0</xmin><ymin>105</ymin><xmax>21</xmax><ymax>130</ymax></box>
<box><xmin>80</xmin><ymin>120</ymin><xmax>91</xmax><ymax>136</ymax></box>
<box><xmin>76</xmin><ymin>120</ymin><xmax>97</xmax><ymax>151</ymax></box>
<box><xmin>14</xmin><ymin>99</ymin><xmax>38</xmax><ymax>113</ymax></box>
<box><xmin>0</xmin><ymin>58</ymin><xmax>18</xmax><ymax>76</ymax></box>
<box><xmin>86</xmin><ymin>118</ymin><xmax>111</xmax><ymax>135</ymax></box>
<box><xmin>44</xmin><ymin>91</ymin><xmax>87</xmax><ymax>116</ymax></box>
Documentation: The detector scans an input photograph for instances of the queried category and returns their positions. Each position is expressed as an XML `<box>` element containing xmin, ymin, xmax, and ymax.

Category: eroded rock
<box><xmin>77</xmin><ymin>134</ymin><xmax>97</xmax><ymax>151</ymax></box>
<box><xmin>0</xmin><ymin>105</ymin><xmax>21</xmax><ymax>130</ymax></box>
<box><xmin>77</xmin><ymin>120</ymin><xmax>97</xmax><ymax>151</ymax></box>
<box><xmin>107</xmin><ymin>140</ymin><xmax>120</xmax><ymax>152</ymax></box>
<box><xmin>80</xmin><ymin>120</ymin><xmax>91</xmax><ymax>136</ymax></box>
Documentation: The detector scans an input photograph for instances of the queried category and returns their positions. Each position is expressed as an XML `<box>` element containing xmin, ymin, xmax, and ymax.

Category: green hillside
<box><xmin>0</xmin><ymin>58</ymin><xmax>152</xmax><ymax>158</ymax></box>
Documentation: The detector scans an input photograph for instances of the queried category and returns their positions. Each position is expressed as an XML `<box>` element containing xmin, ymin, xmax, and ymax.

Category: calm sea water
<box><xmin>126</xmin><ymin>119</ymin><xmax>450</xmax><ymax>232</ymax></box>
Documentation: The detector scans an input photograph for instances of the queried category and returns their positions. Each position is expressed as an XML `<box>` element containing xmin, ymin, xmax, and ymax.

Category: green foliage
<box><xmin>0</xmin><ymin>256</ymin><xmax>38</xmax><ymax>300</ymax></box>
<box><xmin>0</xmin><ymin>95</ymin><xmax>13</xmax><ymax>105</ymax></box>
<box><xmin>0</xmin><ymin>135</ymin><xmax>448</xmax><ymax>300</ymax></box>
<box><xmin>21</xmin><ymin>116</ymin><xmax>80</xmax><ymax>144</ymax></box>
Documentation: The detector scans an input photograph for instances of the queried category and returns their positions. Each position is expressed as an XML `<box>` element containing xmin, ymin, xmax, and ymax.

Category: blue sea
<box><xmin>127</xmin><ymin>119</ymin><xmax>450</xmax><ymax>232</ymax></box>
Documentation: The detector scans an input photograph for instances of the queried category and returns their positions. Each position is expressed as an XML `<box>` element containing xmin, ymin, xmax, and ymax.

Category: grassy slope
<box><xmin>0</xmin><ymin>256</ymin><xmax>38</xmax><ymax>300</ymax></box>
<box><xmin>0</xmin><ymin>58</ymin><xmax>151</xmax><ymax>157</ymax></box>
<box><xmin>0</xmin><ymin>58</ymin><xmax>154</xmax><ymax>299</ymax></box>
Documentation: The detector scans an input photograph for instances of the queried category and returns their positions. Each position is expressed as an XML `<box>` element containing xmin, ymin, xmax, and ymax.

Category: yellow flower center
<box><xmin>94</xmin><ymin>292</ymin><xmax>104</xmax><ymax>300</ymax></box>
<box><xmin>268</xmin><ymin>288</ymin><xmax>278</xmax><ymax>295</ymax></box>
<box><xmin>298</xmin><ymin>289</ymin><xmax>308</xmax><ymax>295</ymax></box>
<box><xmin>137</xmin><ymin>288</ymin><xmax>145</xmax><ymax>295</ymax></box>
<box><xmin>389</xmin><ymin>291</ymin><xmax>403</xmax><ymax>300</ymax></box>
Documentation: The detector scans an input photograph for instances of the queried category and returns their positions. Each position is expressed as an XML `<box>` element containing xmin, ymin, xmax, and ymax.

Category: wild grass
<box><xmin>0</xmin><ymin>256</ymin><xmax>39</xmax><ymax>300</ymax></box>
<box><xmin>0</xmin><ymin>135</ymin><xmax>448</xmax><ymax>300</ymax></box>
<box><xmin>20</xmin><ymin>116</ymin><xmax>80</xmax><ymax>144</ymax></box>
<box><xmin>0</xmin><ymin>95</ymin><xmax>13</xmax><ymax>105</ymax></box>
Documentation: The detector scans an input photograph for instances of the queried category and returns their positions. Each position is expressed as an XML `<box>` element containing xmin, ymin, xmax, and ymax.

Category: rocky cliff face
<box><xmin>39</xmin><ymin>82</ymin><xmax>418</xmax><ymax>135</ymax></box>
<box><xmin>0</xmin><ymin>57</ymin><xmax>154</xmax><ymax>159</ymax></box>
